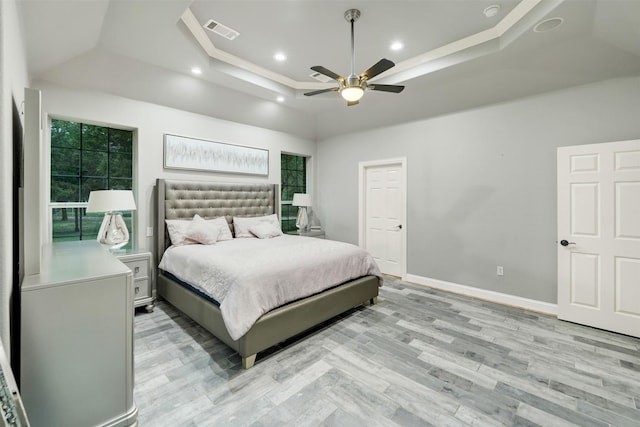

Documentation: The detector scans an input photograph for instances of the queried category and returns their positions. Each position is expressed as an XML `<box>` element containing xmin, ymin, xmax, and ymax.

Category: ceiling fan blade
<box><xmin>310</xmin><ymin>66</ymin><xmax>345</xmax><ymax>83</ymax></box>
<box><xmin>347</xmin><ymin>100</ymin><xmax>359</xmax><ymax>107</ymax></box>
<box><xmin>360</xmin><ymin>58</ymin><xmax>395</xmax><ymax>81</ymax></box>
<box><xmin>304</xmin><ymin>87</ymin><xmax>339</xmax><ymax>97</ymax></box>
<box><xmin>367</xmin><ymin>84</ymin><xmax>405</xmax><ymax>93</ymax></box>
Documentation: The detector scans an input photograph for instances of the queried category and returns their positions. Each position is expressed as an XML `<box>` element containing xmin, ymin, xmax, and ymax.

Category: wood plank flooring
<box><xmin>133</xmin><ymin>277</ymin><xmax>640</xmax><ymax>426</ymax></box>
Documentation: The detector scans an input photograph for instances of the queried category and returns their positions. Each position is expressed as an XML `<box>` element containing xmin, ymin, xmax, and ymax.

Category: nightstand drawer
<box><xmin>115</xmin><ymin>249</ymin><xmax>155</xmax><ymax>312</ymax></box>
<box><xmin>123</xmin><ymin>259</ymin><xmax>149</xmax><ymax>279</ymax></box>
<box><xmin>133</xmin><ymin>278</ymin><xmax>150</xmax><ymax>299</ymax></box>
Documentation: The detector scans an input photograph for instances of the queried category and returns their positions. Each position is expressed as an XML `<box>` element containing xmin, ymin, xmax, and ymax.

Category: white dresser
<box><xmin>20</xmin><ymin>241</ymin><xmax>137</xmax><ymax>427</ymax></box>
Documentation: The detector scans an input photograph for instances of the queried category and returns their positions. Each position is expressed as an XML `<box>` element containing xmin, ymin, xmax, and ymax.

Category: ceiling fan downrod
<box><xmin>344</xmin><ymin>8</ymin><xmax>361</xmax><ymax>81</ymax></box>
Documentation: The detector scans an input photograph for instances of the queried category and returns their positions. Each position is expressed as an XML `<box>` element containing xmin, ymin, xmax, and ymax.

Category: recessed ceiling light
<box><xmin>191</xmin><ymin>67</ymin><xmax>202</xmax><ymax>75</ymax></box>
<box><xmin>276</xmin><ymin>96</ymin><xmax>285</xmax><ymax>103</ymax></box>
<box><xmin>274</xmin><ymin>52</ymin><xmax>287</xmax><ymax>62</ymax></box>
<box><xmin>483</xmin><ymin>5</ymin><xmax>501</xmax><ymax>18</ymax></box>
<box><xmin>390</xmin><ymin>41</ymin><xmax>404</xmax><ymax>51</ymax></box>
<box><xmin>534</xmin><ymin>17</ymin><xmax>564</xmax><ymax>33</ymax></box>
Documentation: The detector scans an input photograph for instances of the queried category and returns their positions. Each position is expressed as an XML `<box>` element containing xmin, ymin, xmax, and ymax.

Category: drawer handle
<box><xmin>134</xmin><ymin>266</ymin><xmax>140</xmax><ymax>274</ymax></box>
<box><xmin>135</xmin><ymin>286</ymin><xmax>140</xmax><ymax>295</ymax></box>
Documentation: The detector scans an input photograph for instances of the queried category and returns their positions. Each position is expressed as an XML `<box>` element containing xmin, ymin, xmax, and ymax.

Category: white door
<box><xmin>557</xmin><ymin>139</ymin><xmax>640</xmax><ymax>338</ymax></box>
<box><xmin>360</xmin><ymin>159</ymin><xmax>406</xmax><ymax>277</ymax></box>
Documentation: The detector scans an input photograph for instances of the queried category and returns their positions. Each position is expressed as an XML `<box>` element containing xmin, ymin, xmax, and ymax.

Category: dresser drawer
<box><xmin>133</xmin><ymin>278</ymin><xmax>150</xmax><ymax>299</ymax></box>
<box><xmin>123</xmin><ymin>258</ymin><xmax>149</xmax><ymax>279</ymax></box>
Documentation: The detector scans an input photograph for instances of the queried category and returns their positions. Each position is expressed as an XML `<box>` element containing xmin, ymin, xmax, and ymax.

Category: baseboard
<box><xmin>404</xmin><ymin>274</ymin><xmax>558</xmax><ymax>316</ymax></box>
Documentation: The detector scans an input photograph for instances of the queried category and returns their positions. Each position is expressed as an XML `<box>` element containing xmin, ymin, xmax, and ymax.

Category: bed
<box><xmin>155</xmin><ymin>179</ymin><xmax>381</xmax><ymax>368</ymax></box>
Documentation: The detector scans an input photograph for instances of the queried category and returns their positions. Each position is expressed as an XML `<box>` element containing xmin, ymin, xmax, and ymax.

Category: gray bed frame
<box><xmin>155</xmin><ymin>179</ymin><xmax>379</xmax><ymax>369</ymax></box>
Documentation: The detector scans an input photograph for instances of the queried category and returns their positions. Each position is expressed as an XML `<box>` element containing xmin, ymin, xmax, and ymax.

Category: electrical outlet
<box><xmin>497</xmin><ymin>266</ymin><xmax>504</xmax><ymax>276</ymax></box>
<box><xmin>146</xmin><ymin>227</ymin><xmax>153</xmax><ymax>237</ymax></box>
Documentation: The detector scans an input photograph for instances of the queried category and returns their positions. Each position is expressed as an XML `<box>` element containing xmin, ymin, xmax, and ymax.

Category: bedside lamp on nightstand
<box><xmin>292</xmin><ymin>193</ymin><xmax>312</xmax><ymax>233</ymax></box>
<box><xmin>86</xmin><ymin>190</ymin><xmax>137</xmax><ymax>250</ymax></box>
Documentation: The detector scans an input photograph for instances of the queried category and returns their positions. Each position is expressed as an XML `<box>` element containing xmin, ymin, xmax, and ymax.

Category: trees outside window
<box><xmin>50</xmin><ymin>119</ymin><xmax>133</xmax><ymax>243</ymax></box>
<box><xmin>280</xmin><ymin>153</ymin><xmax>307</xmax><ymax>232</ymax></box>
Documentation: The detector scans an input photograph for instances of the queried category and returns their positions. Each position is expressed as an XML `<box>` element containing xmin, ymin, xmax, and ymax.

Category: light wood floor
<box><xmin>133</xmin><ymin>277</ymin><xmax>640</xmax><ymax>426</ymax></box>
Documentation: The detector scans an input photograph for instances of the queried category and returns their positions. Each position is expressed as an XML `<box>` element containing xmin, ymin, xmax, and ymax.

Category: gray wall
<box><xmin>317</xmin><ymin>76</ymin><xmax>640</xmax><ymax>304</ymax></box>
<box><xmin>0</xmin><ymin>0</ymin><xmax>29</xmax><ymax>353</ymax></box>
<box><xmin>36</xmin><ymin>49</ymin><xmax>317</xmax><ymax>141</ymax></box>
<box><xmin>32</xmin><ymin>81</ymin><xmax>317</xmax><ymax>268</ymax></box>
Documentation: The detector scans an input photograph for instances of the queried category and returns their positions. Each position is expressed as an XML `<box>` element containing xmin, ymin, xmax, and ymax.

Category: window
<box><xmin>50</xmin><ymin>119</ymin><xmax>134</xmax><ymax>244</ymax></box>
<box><xmin>280</xmin><ymin>153</ymin><xmax>307</xmax><ymax>232</ymax></box>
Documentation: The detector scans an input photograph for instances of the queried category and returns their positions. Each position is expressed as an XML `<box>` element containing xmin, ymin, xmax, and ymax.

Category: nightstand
<box><xmin>287</xmin><ymin>229</ymin><xmax>326</xmax><ymax>239</ymax></box>
<box><xmin>115</xmin><ymin>248</ymin><xmax>155</xmax><ymax>312</ymax></box>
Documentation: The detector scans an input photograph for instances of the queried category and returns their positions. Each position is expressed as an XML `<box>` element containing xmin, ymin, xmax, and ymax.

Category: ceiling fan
<box><xmin>304</xmin><ymin>9</ymin><xmax>405</xmax><ymax>106</ymax></box>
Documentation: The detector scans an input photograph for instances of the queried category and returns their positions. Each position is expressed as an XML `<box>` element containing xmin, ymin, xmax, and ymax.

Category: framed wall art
<box><xmin>163</xmin><ymin>134</ymin><xmax>269</xmax><ymax>176</ymax></box>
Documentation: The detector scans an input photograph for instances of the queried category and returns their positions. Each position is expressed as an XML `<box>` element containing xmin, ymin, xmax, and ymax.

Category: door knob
<box><xmin>560</xmin><ymin>240</ymin><xmax>576</xmax><ymax>246</ymax></box>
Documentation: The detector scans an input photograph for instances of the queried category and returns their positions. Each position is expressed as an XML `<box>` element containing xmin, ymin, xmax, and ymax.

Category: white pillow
<box><xmin>233</xmin><ymin>214</ymin><xmax>280</xmax><ymax>238</ymax></box>
<box><xmin>206</xmin><ymin>216</ymin><xmax>233</xmax><ymax>241</ymax></box>
<box><xmin>185</xmin><ymin>214</ymin><xmax>220</xmax><ymax>245</ymax></box>
<box><xmin>250</xmin><ymin>221</ymin><xmax>284</xmax><ymax>239</ymax></box>
<box><xmin>165</xmin><ymin>219</ymin><xmax>197</xmax><ymax>246</ymax></box>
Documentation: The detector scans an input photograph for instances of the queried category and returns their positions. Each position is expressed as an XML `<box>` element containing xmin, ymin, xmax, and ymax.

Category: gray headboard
<box><xmin>156</xmin><ymin>179</ymin><xmax>278</xmax><ymax>258</ymax></box>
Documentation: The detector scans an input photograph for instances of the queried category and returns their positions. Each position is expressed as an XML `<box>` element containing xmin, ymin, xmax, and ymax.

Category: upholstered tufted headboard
<box><xmin>156</xmin><ymin>179</ymin><xmax>278</xmax><ymax>258</ymax></box>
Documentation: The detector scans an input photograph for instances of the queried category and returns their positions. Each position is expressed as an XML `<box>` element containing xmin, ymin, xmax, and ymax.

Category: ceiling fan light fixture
<box><xmin>341</xmin><ymin>86</ymin><xmax>364</xmax><ymax>102</ymax></box>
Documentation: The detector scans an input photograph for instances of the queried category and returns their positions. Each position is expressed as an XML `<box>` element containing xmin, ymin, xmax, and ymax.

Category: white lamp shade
<box><xmin>292</xmin><ymin>193</ymin><xmax>311</xmax><ymax>207</ymax></box>
<box><xmin>86</xmin><ymin>190</ymin><xmax>137</xmax><ymax>213</ymax></box>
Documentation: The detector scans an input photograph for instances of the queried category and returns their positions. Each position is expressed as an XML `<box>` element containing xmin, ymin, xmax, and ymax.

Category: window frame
<box><xmin>47</xmin><ymin>117</ymin><xmax>137</xmax><ymax>245</ymax></box>
<box><xmin>280</xmin><ymin>152</ymin><xmax>309</xmax><ymax>233</ymax></box>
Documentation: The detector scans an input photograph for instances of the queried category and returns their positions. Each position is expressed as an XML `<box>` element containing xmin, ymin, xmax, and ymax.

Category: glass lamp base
<box><xmin>296</xmin><ymin>206</ymin><xmax>310</xmax><ymax>233</ymax></box>
<box><xmin>97</xmin><ymin>212</ymin><xmax>130</xmax><ymax>250</ymax></box>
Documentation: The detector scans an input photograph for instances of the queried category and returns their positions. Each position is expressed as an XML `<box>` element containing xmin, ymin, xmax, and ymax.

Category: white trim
<box><xmin>180</xmin><ymin>1</ymin><xmax>548</xmax><ymax>92</ymax></box>
<box><xmin>45</xmin><ymin>115</ymin><xmax>52</xmax><ymax>242</ymax></box>
<box><xmin>359</xmin><ymin>157</ymin><xmax>407</xmax><ymax>280</ymax></box>
<box><xmin>24</xmin><ymin>88</ymin><xmax>43</xmax><ymax>275</ymax></box>
<box><xmin>50</xmin><ymin>202</ymin><xmax>88</xmax><ymax>209</ymax></box>
<box><xmin>405</xmin><ymin>273</ymin><xmax>558</xmax><ymax>316</ymax></box>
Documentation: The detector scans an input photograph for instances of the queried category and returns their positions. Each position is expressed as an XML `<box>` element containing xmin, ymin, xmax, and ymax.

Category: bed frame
<box><xmin>155</xmin><ymin>179</ymin><xmax>379</xmax><ymax>369</ymax></box>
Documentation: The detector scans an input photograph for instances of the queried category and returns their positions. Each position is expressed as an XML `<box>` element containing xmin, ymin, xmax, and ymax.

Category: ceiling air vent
<box><xmin>203</xmin><ymin>19</ymin><xmax>239</xmax><ymax>40</ymax></box>
<box><xmin>309</xmin><ymin>72</ymin><xmax>334</xmax><ymax>83</ymax></box>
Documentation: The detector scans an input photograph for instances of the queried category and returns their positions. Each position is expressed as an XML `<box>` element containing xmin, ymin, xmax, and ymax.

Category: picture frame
<box><xmin>163</xmin><ymin>133</ymin><xmax>269</xmax><ymax>176</ymax></box>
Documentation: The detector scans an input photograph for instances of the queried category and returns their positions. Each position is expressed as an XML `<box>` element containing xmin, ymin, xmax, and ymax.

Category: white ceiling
<box><xmin>17</xmin><ymin>0</ymin><xmax>640</xmax><ymax>140</ymax></box>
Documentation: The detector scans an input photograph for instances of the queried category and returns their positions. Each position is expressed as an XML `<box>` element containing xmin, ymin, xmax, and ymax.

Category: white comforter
<box><xmin>158</xmin><ymin>235</ymin><xmax>382</xmax><ymax>340</ymax></box>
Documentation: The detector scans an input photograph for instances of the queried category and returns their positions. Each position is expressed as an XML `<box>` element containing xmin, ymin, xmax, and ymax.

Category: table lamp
<box><xmin>86</xmin><ymin>190</ymin><xmax>137</xmax><ymax>250</ymax></box>
<box><xmin>292</xmin><ymin>193</ymin><xmax>312</xmax><ymax>233</ymax></box>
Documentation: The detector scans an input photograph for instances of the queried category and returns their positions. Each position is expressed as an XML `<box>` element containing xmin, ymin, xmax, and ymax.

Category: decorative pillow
<box><xmin>206</xmin><ymin>216</ymin><xmax>233</xmax><ymax>241</ymax></box>
<box><xmin>233</xmin><ymin>214</ymin><xmax>280</xmax><ymax>238</ymax></box>
<box><xmin>185</xmin><ymin>214</ymin><xmax>220</xmax><ymax>245</ymax></box>
<box><xmin>249</xmin><ymin>221</ymin><xmax>284</xmax><ymax>239</ymax></box>
<box><xmin>165</xmin><ymin>219</ymin><xmax>197</xmax><ymax>246</ymax></box>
